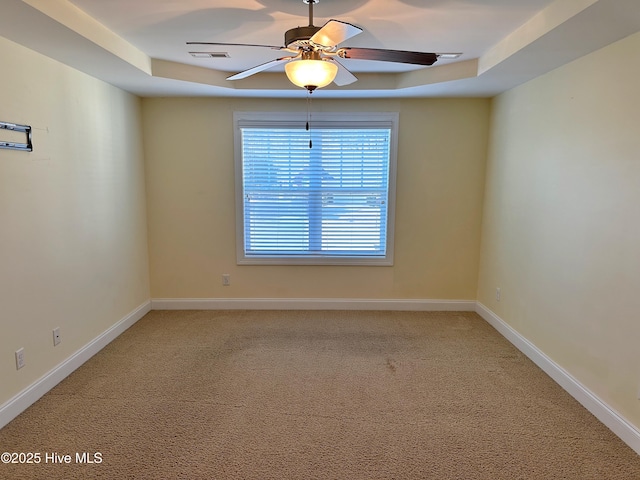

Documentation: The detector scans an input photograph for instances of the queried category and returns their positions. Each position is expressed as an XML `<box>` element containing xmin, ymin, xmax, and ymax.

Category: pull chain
<box><xmin>306</xmin><ymin>90</ymin><xmax>313</xmax><ymax>148</ymax></box>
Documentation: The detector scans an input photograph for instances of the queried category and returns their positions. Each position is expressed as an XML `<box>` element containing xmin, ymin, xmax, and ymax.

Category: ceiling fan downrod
<box><xmin>285</xmin><ymin>0</ymin><xmax>321</xmax><ymax>47</ymax></box>
<box><xmin>304</xmin><ymin>0</ymin><xmax>318</xmax><ymax>27</ymax></box>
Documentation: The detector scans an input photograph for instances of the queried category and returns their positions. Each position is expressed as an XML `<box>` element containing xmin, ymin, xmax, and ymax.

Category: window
<box><xmin>234</xmin><ymin>112</ymin><xmax>398</xmax><ymax>265</ymax></box>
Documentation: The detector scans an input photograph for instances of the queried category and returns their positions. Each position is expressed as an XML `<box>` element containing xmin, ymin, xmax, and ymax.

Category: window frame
<box><xmin>234</xmin><ymin>111</ymin><xmax>398</xmax><ymax>266</ymax></box>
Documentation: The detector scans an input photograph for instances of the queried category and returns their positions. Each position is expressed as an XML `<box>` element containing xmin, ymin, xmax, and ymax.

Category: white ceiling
<box><xmin>2</xmin><ymin>0</ymin><xmax>640</xmax><ymax>98</ymax></box>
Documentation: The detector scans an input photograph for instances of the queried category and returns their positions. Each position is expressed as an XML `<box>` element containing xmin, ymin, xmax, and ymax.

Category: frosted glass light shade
<box><xmin>285</xmin><ymin>59</ymin><xmax>338</xmax><ymax>89</ymax></box>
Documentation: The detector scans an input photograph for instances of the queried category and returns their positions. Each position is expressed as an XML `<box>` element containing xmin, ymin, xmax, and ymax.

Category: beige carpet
<box><xmin>1</xmin><ymin>310</ymin><xmax>639</xmax><ymax>479</ymax></box>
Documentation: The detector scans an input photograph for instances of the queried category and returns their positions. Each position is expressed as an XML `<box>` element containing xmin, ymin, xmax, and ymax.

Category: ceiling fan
<box><xmin>188</xmin><ymin>0</ymin><xmax>458</xmax><ymax>92</ymax></box>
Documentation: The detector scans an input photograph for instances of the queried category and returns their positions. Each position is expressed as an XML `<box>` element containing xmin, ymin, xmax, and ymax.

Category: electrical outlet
<box><xmin>222</xmin><ymin>274</ymin><xmax>231</xmax><ymax>286</ymax></box>
<box><xmin>496</xmin><ymin>287</ymin><xmax>501</xmax><ymax>302</ymax></box>
<box><xmin>53</xmin><ymin>327</ymin><xmax>61</xmax><ymax>346</ymax></box>
<box><xmin>15</xmin><ymin>348</ymin><xmax>25</xmax><ymax>370</ymax></box>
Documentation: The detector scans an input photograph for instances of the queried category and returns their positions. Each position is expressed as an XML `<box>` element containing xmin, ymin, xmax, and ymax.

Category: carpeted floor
<box><xmin>1</xmin><ymin>310</ymin><xmax>639</xmax><ymax>479</ymax></box>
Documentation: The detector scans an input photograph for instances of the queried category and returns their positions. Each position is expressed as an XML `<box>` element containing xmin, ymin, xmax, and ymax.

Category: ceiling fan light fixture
<box><xmin>188</xmin><ymin>0</ymin><xmax>444</xmax><ymax>89</ymax></box>
<box><xmin>285</xmin><ymin>58</ymin><xmax>338</xmax><ymax>91</ymax></box>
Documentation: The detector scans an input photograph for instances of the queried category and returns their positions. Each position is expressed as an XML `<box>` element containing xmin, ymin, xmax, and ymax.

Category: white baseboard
<box><xmin>0</xmin><ymin>301</ymin><xmax>151</xmax><ymax>430</ymax></box>
<box><xmin>151</xmin><ymin>297</ymin><xmax>477</xmax><ymax>311</ymax></box>
<box><xmin>475</xmin><ymin>302</ymin><xmax>640</xmax><ymax>456</ymax></box>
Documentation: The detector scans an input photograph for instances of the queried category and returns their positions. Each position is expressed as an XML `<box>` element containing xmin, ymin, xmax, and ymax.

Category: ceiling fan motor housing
<box><xmin>285</xmin><ymin>26</ymin><xmax>321</xmax><ymax>47</ymax></box>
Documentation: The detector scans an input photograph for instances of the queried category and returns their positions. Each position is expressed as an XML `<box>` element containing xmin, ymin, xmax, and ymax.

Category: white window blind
<box><xmin>234</xmin><ymin>112</ymin><xmax>398</xmax><ymax>265</ymax></box>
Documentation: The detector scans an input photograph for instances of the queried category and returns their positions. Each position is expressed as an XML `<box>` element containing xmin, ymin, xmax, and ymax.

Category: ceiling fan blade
<box><xmin>187</xmin><ymin>41</ymin><xmax>284</xmax><ymax>50</ymax></box>
<box><xmin>328</xmin><ymin>59</ymin><xmax>358</xmax><ymax>86</ymax></box>
<box><xmin>310</xmin><ymin>20</ymin><xmax>363</xmax><ymax>47</ymax></box>
<box><xmin>226</xmin><ymin>56</ymin><xmax>295</xmax><ymax>80</ymax></box>
<box><xmin>338</xmin><ymin>47</ymin><xmax>438</xmax><ymax>66</ymax></box>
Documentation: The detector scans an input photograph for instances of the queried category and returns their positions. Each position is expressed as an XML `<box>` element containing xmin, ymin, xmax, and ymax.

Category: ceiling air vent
<box><xmin>189</xmin><ymin>52</ymin><xmax>229</xmax><ymax>58</ymax></box>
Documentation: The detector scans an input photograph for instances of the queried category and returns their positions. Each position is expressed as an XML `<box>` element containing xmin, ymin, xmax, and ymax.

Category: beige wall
<box><xmin>142</xmin><ymin>97</ymin><xmax>489</xmax><ymax>300</ymax></box>
<box><xmin>0</xmin><ymin>36</ymin><xmax>150</xmax><ymax>405</ymax></box>
<box><xmin>478</xmin><ymin>32</ymin><xmax>640</xmax><ymax>427</ymax></box>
